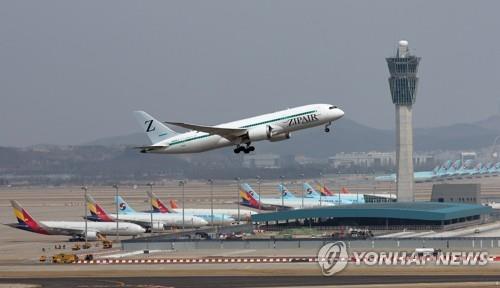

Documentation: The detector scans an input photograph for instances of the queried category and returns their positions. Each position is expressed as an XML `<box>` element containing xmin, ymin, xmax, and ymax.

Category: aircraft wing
<box><xmin>165</xmin><ymin>122</ymin><xmax>247</xmax><ymax>138</ymax></box>
<box><xmin>133</xmin><ymin>145</ymin><xmax>166</xmax><ymax>153</ymax></box>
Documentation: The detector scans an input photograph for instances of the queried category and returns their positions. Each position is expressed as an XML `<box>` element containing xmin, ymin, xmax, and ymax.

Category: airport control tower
<box><xmin>386</xmin><ymin>40</ymin><xmax>420</xmax><ymax>202</ymax></box>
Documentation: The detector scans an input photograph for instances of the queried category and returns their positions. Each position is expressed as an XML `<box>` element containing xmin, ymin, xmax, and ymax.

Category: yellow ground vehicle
<box><xmin>52</xmin><ymin>253</ymin><xmax>78</xmax><ymax>264</ymax></box>
<box><xmin>97</xmin><ymin>234</ymin><xmax>113</xmax><ymax>249</ymax></box>
<box><xmin>39</xmin><ymin>255</ymin><xmax>47</xmax><ymax>262</ymax></box>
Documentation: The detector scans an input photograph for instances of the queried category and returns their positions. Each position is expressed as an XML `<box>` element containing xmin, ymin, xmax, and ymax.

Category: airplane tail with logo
<box><xmin>303</xmin><ymin>182</ymin><xmax>322</xmax><ymax>197</ymax></box>
<box><xmin>86</xmin><ymin>194</ymin><xmax>114</xmax><ymax>222</ymax></box>
<box><xmin>147</xmin><ymin>191</ymin><xmax>171</xmax><ymax>213</ymax></box>
<box><xmin>315</xmin><ymin>181</ymin><xmax>333</xmax><ymax>196</ymax></box>
<box><xmin>239</xmin><ymin>183</ymin><xmax>261</xmax><ymax>209</ymax></box>
<box><xmin>10</xmin><ymin>200</ymin><xmax>49</xmax><ymax>234</ymax></box>
<box><xmin>133</xmin><ymin>111</ymin><xmax>178</xmax><ymax>145</ymax></box>
<box><xmin>278</xmin><ymin>184</ymin><xmax>295</xmax><ymax>198</ymax></box>
<box><xmin>114</xmin><ymin>196</ymin><xmax>137</xmax><ymax>214</ymax></box>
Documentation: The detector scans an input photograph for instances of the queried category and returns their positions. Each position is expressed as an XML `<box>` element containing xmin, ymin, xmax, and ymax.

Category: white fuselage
<box><xmin>111</xmin><ymin>213</ymin><xmax>208</xmax><ymax>228</ymax></box>
<box><xmin>153</xmin><ymin>104</ymin><xmax>344</xmax><ymax>154</ymax></box>
<box><xmin>171</xmin><ymin>208</ymin><xmax>256</xmax><ymax>221</ymax></box>
<box><xmin>258</xmin><ymin>197</ymin><xmax>335</xmax><ymax>209</ymax></box>
<box><xmin>40</xmin><ymin>221</ymin><xmax>145</xmax><ymax>236</ymax></box>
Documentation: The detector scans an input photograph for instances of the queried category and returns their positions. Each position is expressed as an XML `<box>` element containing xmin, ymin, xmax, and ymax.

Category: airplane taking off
<box><xmin>7</xmin><ymin>200</ymin><xmax>145</xmax><ymax>240</ymax></box>
<box><xmin>148</xmin><ymin>191</ymin><xmax>255</xmax><ymax>223</ymax></box>
<box><xmin>133</xmin><ymin>104</ymin><xmax>344</xmax><ymax>154</ymax></box>
<box><xmin>86</xmin><ymin>195</ymin><xmax>208</xmax><ymax>230</ymax></box>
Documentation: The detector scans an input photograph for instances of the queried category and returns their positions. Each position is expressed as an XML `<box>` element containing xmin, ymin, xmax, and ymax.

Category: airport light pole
<box><xmin>112</xmin><ymin>184</ymin><xmax>119</xmax><ymax>242</ymax></box>
<box><xmin>299</xmin><ymin>173</ymin><xmax>305</xmax><ymax>209</ymax></box>
<box><xmin>491</xmin><ymin>136</ymin><xmax>500</xmax><ymax>160</ymax></box>
<box><xmin>319</xmin><ymin>172</ymin><xmax>323</xmax><ymax>207</ymax></box>
<box><xmin>338</xmin><ymin>184</ymin><xmax>341</xmax><ymax>205</ymax></box>
<box><xmin>280</xmin><ymin>176</ymin><xmax>285</xmax><ymax>208</ymax></box>
<box><xmin>208</xmin><ymin>179</ymin><xmax>214</xmax><ymax>226</ymax></box>
<box><xmin>235</xmin><ymin>177</ymin><xmax>240</xmax><ymax>224</ymax></box>
<box><xmin>179</xmin><ymin>180</ymin><xmax>186</xmax><ymax>230</ymax></box>
<box><xmin>147</xmin><ymin>183</ymin><xmax>154</xmax><ymax>232</ymax></box>
<box><xmin>256</xmin><ymin>176</ymin><xmax>262</xmax><ymax>211</ymax></box>
<box><xmin>81</xmin><ymin>186</ymin><xmax>88</xmax><ymax>246</ymax></box>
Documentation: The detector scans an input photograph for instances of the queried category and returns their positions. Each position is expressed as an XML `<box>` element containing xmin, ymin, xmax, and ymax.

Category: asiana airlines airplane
<box><xmin>133</xmin><ymin>104</ymin><xmax>344</xmax><ymax>154</ymax></box>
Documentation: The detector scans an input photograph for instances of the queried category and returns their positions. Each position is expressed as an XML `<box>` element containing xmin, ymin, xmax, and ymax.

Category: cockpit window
<box><xmin>329</xmin><ymin>106</ymin><xmax>338</xmax><ymax>110</ymax></box>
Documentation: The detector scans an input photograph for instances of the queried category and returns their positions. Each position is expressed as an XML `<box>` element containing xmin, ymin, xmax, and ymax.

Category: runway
<box><xmin>1</xmin><ymin>275</ymin><xmax>500</xmax><ymax>288</ymax></box>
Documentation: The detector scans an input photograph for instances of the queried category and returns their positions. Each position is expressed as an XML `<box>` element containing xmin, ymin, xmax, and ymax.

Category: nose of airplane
<box><xmin>196</xmin><ymin>217</ymin><xmax>209</xmax><ymax>226</ymax></box>
<box><xmin>336</xmin><ymin>108</ymin><xmax>345</xmax><ymax>119</ymax></box>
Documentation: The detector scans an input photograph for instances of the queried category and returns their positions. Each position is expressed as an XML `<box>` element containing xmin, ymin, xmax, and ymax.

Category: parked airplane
<box><xmin>148</xmin><ymin>191</ymin><xmax>255</xmax><ymax>223</ymax></box>
<box><xmin>149</xmin><ymin>194</ymin><xmax>238</xmax><ymax>226</ymax></box>
<box><xmin>7</xmin><ymin>200</ymin><xmax>145</xmax><ymax>240</ymax></box>
<box><xmin>302</xmin><ymin>182</ymin><xmax>364</xmax><ymax>204</ymax></box>
<box><xmin>240</xmin><ymin>183</ymin><xmax>335</xmax><ymax>210</ymax></box>
<box><xmin>133</xmin><ymin>104</ymin><xmax>344</xmax><ymax>154</ymax></box>
<box><xmin>375</xmin><ymin>159</ymin><xmax>500</xmax><ymax>183</ymax></box>
<box><xmin>86</xmin><ymin>195</ymin><xmax>208</xmax><ymax>230</ymax></box>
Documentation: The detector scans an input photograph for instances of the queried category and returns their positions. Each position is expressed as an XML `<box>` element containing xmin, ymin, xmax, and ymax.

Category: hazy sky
<box><xmin>1</xmin><ymin>1</ymin><xmax>499</xmax><ymax>146</ymax></box>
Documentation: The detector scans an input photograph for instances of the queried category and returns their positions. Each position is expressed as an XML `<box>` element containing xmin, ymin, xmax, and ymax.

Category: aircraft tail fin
<box><xmin>340</xmin><ymin>187</ymin><xmax>350</xmax><ymax>194</ymax></box>
<box><xmin>86</xmin><ymin>194</ymin><xmax>114</xmax><ymax>222</ymax></box>
<box><xmin>278</xmin><ymin>184</ymin><xmax>295</xmax><ymax>198</ymax></box>
<box><xmin>170</xmin><ymin>199</ymin><xmax>179</xmax><ymax>209</ymax></box>
<box><xmin>239</xmin><ymin>183</ymin><xmax>260</xmax><ymax>209</ymax></box>
<box><xmin>315</xmin><ymin>181</ymin><xmax>333</xmax><ymax>196</ymax></box>
<box><xmin>10</xmin><ymin>200</ymin><xmax>48</xmax><ymax>234</ymax></box>
<box><xmin>323</xmin><ymin>184</ymin><xmax>334</xmax><ymax>196</ymax></box>
<box><xmin>147</xmin><ymin>191</ymin><xmax>171</xmax><ymax>213</ymax></box>
<box><xmin>303</xmin><ymin>182</ymin><xmax>321</xmax><ymax>197</ymax></box>
<box><xmin>114</xmin><ymin>196</ymin><xmax>137</xmax><ymax>214</ymax></box>
<box><xmin>133</xmin><ymin>111</ymin><xmax>178</xmax><ymax>144</ymax></box>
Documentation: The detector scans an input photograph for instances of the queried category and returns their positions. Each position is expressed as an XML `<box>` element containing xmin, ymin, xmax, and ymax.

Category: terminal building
<box><xmin>251</xmin><ymin>202</ymin><xmax>491</xmax><ymax>231</ymax></box>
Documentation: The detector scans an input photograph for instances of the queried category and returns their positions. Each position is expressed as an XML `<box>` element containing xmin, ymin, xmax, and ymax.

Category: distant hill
<box><xmin>86</xmin><ymin>133</ymin><xmax>149</xmax><ymax>146</ymax></box>
<box><xmin>84</xmin><ymin>117</ymin><xmax>500</xmax><ymax>157</ymax></box>
<box><xmin>2</xmin><ymin>115</ymin><xmax>500</xmax><ymax>184</ymax></box>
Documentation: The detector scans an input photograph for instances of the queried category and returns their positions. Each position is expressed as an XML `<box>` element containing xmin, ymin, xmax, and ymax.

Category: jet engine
<box><xmin>247</xmin><ymin>125</ymin><xmax>290</xmax><ymax>142</ymax></box>
<box><xmin>84</xmin><ymin>231</ymin><xmax>98</xmax><ymax>240</ymax></box>
<box><xmin>269</xmin><ymin>132</ymin><xmax>290</xmax><ymax>142</ymax></box>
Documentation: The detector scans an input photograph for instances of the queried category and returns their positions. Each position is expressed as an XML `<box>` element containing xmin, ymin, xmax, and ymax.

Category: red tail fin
<box><xmin>86</xmin><ymin>195</ymin><xmax>114</xmax><ymax>222</ymax></box>
<box><xmin>323</xmin><ymin>184</ymin><xmax>334</xmax><ymax>196</ymax></box>
<box><xmin>152</xmin><ymin>197</ymin><xmax>170</xmax><ymax>213</ymax></box>
<box><xmin>170</xmin><ymin>199</ymin><xmax>179</xmax><ymax>209</ymax></box>
<box><xmin>11</xmin><ymin>200</ymin><xmax>49</xmax><ymax>234</ymax></box>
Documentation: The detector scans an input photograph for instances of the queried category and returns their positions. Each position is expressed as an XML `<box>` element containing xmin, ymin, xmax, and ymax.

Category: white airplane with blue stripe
<box><xmin>133</xmin><ymin>104</ymin><xmax>344</xmax><ymax>154</ymax></box>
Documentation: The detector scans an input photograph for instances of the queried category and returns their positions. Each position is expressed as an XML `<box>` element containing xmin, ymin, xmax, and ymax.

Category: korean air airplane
<box><xmin>134</xmin><ymin>104</ymin><xmax>344</xmax><ymax>154</ymax></box>
<box><xmin>86</xmin><ymin>195</ymin><xmax>208</xmax><ymax>231</ymax></box>
<box><xmin>7</xmin><ymin>200</ymin><xmax>145</xmax><ymax>240</ymax></box>
<box><xmin>148</xmin><ymin>191</ymin><xmax>255</xmax><ymax>223</ymax></box>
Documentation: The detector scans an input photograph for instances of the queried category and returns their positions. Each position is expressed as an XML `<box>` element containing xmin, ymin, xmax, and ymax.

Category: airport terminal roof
<box><xmin>251</xmin><ymin>202</ymin><xmax>492</xmax><ymax>222</ymax></box>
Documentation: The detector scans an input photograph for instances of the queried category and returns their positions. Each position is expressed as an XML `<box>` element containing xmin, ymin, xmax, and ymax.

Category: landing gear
<box><xmin>234</xmin><ymin>144</ymin><xmax>255</xmax><ymax>154</ymax></box>
<box><xmin>325</xmin><ymin>121</ymin><xmax>332</xmax><ymax>133</ymax></box>
<box><xmin>234</xmin><ymin>145</ymin><xmax>245</xmax><ymax>154</ymax></box>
